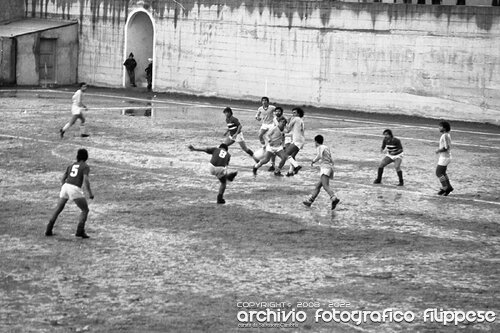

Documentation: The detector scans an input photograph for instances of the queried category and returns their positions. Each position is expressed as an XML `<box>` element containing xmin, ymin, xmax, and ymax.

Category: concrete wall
<box><xmin>0</xmin><ymin>0</ymin><xmax>24</xmax><ymax>23</ymax></box>
<box><xmin>16</xmin><ymin>24</ymin><xmax>79</xmax><ymax>85</ymax></box>
<box><xmin>0</xmin><ymin>38</ymin><xmax>16</xmax><ymax>85</ymax></box>
<box><xmin>25</xmin><ymin>0</ymin><xmax>500</xmax><ymax>123</ymax></box>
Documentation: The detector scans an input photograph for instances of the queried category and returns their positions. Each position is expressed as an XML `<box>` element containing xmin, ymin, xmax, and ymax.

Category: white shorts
<box><xmin>209</xmin><ymin>164</ymin><xmax>227</xmax><ymax>180</ymax></box>
<box><xmin>229</xmin><ymin>132</ymin><xmax>245</xmax><ymax>143</ymax></box>
<box><xmin>320</xmin><ymin>166</ymin><xmax>334</xmax><ymax>179</ymax></box>
<box><xmin>387</xmin><ymin>153</ymin><xmax>403</xmax><ymax>160</ymax></box>
<box><xmin>71</xmin><ymin>105</ymin><xmax>83</xmax><ymax>115</ymax></box>
<box><xmin>260</xmin><ymin>123</ymin><xmax>274</xmax><ymax>131</ymax></box>
<box><xmin>59</xmin><ymin>183</ymin><xmax>85</xmax><ymax>200</ymax></box>
<box><xmin>265</xmin><ymin>145</ymin><xmax>283</xmax><ymax>154</ymax></box>
<box><xmin>438</xmin><ymin>156</ymin><xmax>451</xmax><ymax>166</ymax></box>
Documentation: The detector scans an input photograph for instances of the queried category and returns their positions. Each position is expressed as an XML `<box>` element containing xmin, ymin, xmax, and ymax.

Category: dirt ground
<box><xmin>0</xmin><ymin>87</ymin><xmax>499</xmax><ymax>333</ymax></box>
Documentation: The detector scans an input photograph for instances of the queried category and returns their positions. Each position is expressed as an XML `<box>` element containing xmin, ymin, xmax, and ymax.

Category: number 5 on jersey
<box><xmin>70</xmin><ymin>165</ymin><xmax>80</xmax><ymax>177</ymax></box>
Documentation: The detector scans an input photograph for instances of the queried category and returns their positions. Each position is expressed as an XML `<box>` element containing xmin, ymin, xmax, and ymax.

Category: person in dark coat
<box><xmin>123</xmin><ymin>53</ymin><xmax>137</xmax><ymax>87</ymax></box>
<box><xmin>145</xmin><ymin>58</ymin><xmax>153</xmax><ymax>91</ymax></box>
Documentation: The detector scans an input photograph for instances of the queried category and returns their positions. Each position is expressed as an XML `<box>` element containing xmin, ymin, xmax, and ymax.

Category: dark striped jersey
<box><xmin>64</xmin><ymin>161</ymin><xmax>90</xmax><ymax>188</ymax></box>
<box><xmin>381</xmin><ymin>137</ymin><xmax>403</xmax><ymax>156</ymax></box>
<box><xmin>225</xmin><ymin>116</ymin><xmax>241</xmax><ymax>136</ymax></box>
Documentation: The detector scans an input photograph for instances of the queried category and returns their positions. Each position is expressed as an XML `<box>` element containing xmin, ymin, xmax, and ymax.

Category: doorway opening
<box><xmin>39</xmin><ymin>38</ymin><xmax>56</xmax><ymax>85</ymax></box>
<box><xmin>124</xmin><ymin>10</ymin><xmax>155</xmax><ymax>90</ymax></box>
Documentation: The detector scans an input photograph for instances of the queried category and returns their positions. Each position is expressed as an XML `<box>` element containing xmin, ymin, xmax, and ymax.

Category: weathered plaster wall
<box><xmin>26</xmin><ymin>0</ymin><xmax>500</xmax><ymax>123</ymax></box>
<box><xmin>16</xmin><ymin>24</ymin><xmax>78</xmax><ymax>85</ymax></box>
<box><xmin>0</xmin><ymin>38</ymin><xmax>16</xmax><ymax>85</ymax></box>
<box><xmin>0</xmin><ymin>0</ymin><xmax>24</xmax><ymax>23</ymax></box>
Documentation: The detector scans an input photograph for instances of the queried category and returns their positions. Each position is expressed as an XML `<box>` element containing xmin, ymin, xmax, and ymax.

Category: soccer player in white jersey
<box><xmin>252</xmin><ymin>118</ymin><xmax>287</xmax><ymax>175</ymax></box>
<box><xmin>60</xmin><ymin>82</ymin><xmax>90</xmax><ymax>138</ymax></box>
<box><xmin>274</xmin><ymin>107</ymin><xmax>305</xmax><ymax>177</ymax></box>
<box><xmin>255</xmin><ymin>97</ymin><xmax>276</xmax><ymax>147</ymax></box>
<box><xmin>435</xmin><ymin>121</ymin><xmax>453</xmax><ymax>196</ymax></box>
<box><xmin>373</xmin><ymin>129</ymin><xmax>404</xmax><ymax>186</ymax></box>
<box><xmin>303</xmin><ymin>135</ymin><xmax>340</xmax><ymax>210</ymax></box>
<box><xmin>268</xmin><ymin>106</ymin><xmax>286</xmax><ymax>172</ymax></box>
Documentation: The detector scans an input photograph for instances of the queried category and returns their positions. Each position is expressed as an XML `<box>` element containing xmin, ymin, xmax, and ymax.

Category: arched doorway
<box><xmin>123</xmin><ymin>10</ymin><xmax>155</xmax><ymax>89</ymax></box>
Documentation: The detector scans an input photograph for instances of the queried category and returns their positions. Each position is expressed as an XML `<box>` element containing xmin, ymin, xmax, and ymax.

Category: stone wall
<box><xmin>25</xmin><ymin>0</ymin><xmax>500</xmax><ymax>123</ymax></box>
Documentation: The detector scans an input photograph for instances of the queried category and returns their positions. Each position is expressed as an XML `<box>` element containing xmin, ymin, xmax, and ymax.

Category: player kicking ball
<box><xmin>303</xmin><ymin>135</ymin><xmax>340</xmax><ymax>210</ymax></box>
<box><xmin>188</xmin><ymin>143</ymin><xmax>238</xmax><ymax>204</ymax></box>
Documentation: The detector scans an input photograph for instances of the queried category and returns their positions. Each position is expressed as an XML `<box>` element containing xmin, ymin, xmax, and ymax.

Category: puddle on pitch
<box><xmin>0</xmin><ymin>91</ymin><xmax>18</xmax><ymax>98</ymax></box>
<box><xmin>121</xmin><ymin>108</ymin><xmax>152</xmax><ymax>117</ymax></box>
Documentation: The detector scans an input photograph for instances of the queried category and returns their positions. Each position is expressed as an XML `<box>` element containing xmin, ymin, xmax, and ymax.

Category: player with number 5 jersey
<box><xmin>46</xmin><ymin>149</ymin><xmax>94</xmax><ymax>238</ymax></box>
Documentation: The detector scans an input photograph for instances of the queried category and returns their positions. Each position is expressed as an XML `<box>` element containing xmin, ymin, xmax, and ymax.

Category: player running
<box><xmin>373</xmin><ymin>129</ymin><xmax>404</xmax><ymax>186</ymax></box>
<box><xmin>268</xmin><ymin>106</ymin><xmax>287</xmax><ymax>172</ymax></box>
<box><xmin>274</xmin><ymin>107</ymin><xmax>305</xmax><ymax>177</ymax></box>
<box><xmin>60</xmin><ymin>82</ymin><xmax>90</xmax><ymax>138</ymax></box>
<box><xmin>188</xmin><ymin>143</ymin><xmax>238</xmax><ymax>204</ymax></box>
<box><xmin>303</xmin><ymin>135</ymin><xmax>340</xmax><ymax>210</ymax></box>
<box><xmin>222</xmin><ymin>107</ymin><xmax>257</xmax><ymax>161</ymax></box>
<box><xmin>252</xmin><ymin>117</ymin><xmax>287</xmax><ymax>176</ymax></box>
<box><xmin>255</xmin><ymin>97</ymin><xmax>276</xmax><ymax>147</ymax></box>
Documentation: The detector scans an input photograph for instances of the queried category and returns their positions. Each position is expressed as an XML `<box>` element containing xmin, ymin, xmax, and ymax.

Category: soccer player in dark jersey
<box><xmin>46</xmin><ymin>148</ymin><xmax>94</xmax><ymax>238</ymax></box>
<box><xmin>222</xmin><ymin>107</ymin><xmax>256</xmax><ymax>161</ymax></box>
<box><xmin>188</xmin><ymin>143</ymin><xmax>238</xmax><ymax>204</ymax></box>
<box><xmin>373</xmin><ymin>129</ymin><xmax>404</xmax><ymax>186</ymax></box>
<box><xmin>435</xmin><ymin>121</ymin><xmax>453</xmax><ymax>196</ymax></box>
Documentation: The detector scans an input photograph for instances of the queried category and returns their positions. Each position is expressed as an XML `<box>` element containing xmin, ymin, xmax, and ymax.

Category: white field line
<box><xmin>2</xmin><ymin>88</ymin><xmax>500</xmax><ymax>137</ymax></box>
<box><xmin>2</xmin><ymin>94</ymin><xmax>500</xmax><ymax>150</ymax></box>
<box><xmin>322</xmin><ymin>128</ymin><xmax>500</xmax><ymax>150</ymax></box>
<box><xmin>1</xmin><ymin>133</ymin><xmax>499</xmax><ymax>207</ymax></box>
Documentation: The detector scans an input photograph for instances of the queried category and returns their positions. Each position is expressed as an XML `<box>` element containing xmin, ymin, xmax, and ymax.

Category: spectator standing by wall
<box><xmin>123</xmin><ymin>53</ymin><xmax>137</xmax><ymax>87</ymax></box>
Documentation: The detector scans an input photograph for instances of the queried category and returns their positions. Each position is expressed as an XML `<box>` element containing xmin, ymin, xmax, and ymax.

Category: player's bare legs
<box><xmin>238</xmin><ymin>141</ymin><xmax>254</xmax><ymax>158</ymax></box>
<box><xmin>217</xmin><ymin>179</ymin><xmax>227</xmax><ymax>204</ymax></box>
<box><xmin>374</xmin><ymin>156</ymin><xmax>393</xmax><ymax>184</ymax></box>
<box><xmin>61</xmin><ymin>114</ymin><xmax>87</xmax><ymax>138</ymax></box>
<box><xmin>258</xmin><ymin>128</ymin><xmax>268</xmax><ymax>146</ymax></box>
<box><xmin>303</xmin><ymin>175</ymin><xmax>340</xmax><ymax>210</ymax></box>
<box><xmin>46</xmin><ymin>198</ymin><xmax>68</xmax><ymax>236</ymax></box>
<box><xmin>436</xmin><ymin>165</ymin><xmax>453</xmax><ymax>196</ymax></box>
<box><xmin>74</xmin><ymin>197</ymin><xmax>90</xmax><ymax>238</ymax></box>
<box><xmin>393</xmin><ymin>158</ymin><xmax>404</xmax><ymax>186</ymax></box>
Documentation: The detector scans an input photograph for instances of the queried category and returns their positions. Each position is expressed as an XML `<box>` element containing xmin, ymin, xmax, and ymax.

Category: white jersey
<box><xmin>71</xmin><ymin>89</ymin><xmax>84</xmax><ymax>114</ymax></box>
<box><xmin>438</xmin><ymin>132</ymin><xmax>452</xmax><ymax>166</ymax></box>
<box><xmin>256</xmin><ymin>105</ymin><xmax>276</xmax><ymax>125</ymax></box>
<box><xmin>315</xmin><ymin>144</ymin><xmax>334</xmax><ymax>168</ymax></box>
<box><xmin>286</xmin><ymin>116</ymin><xmax>305</xmax><ymax>148</ymax></box>
<box><xmin>438</xmin><ymin>133</ymin><xmax>451</xmax><ymax>159</ymax></box>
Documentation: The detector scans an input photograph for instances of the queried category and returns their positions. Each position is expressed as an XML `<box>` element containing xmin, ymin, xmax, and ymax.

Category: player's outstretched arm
<box><xmin>188</xmin><ymin>145</ymin><xmax>208</xmax><ymax>153</ymax></box>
